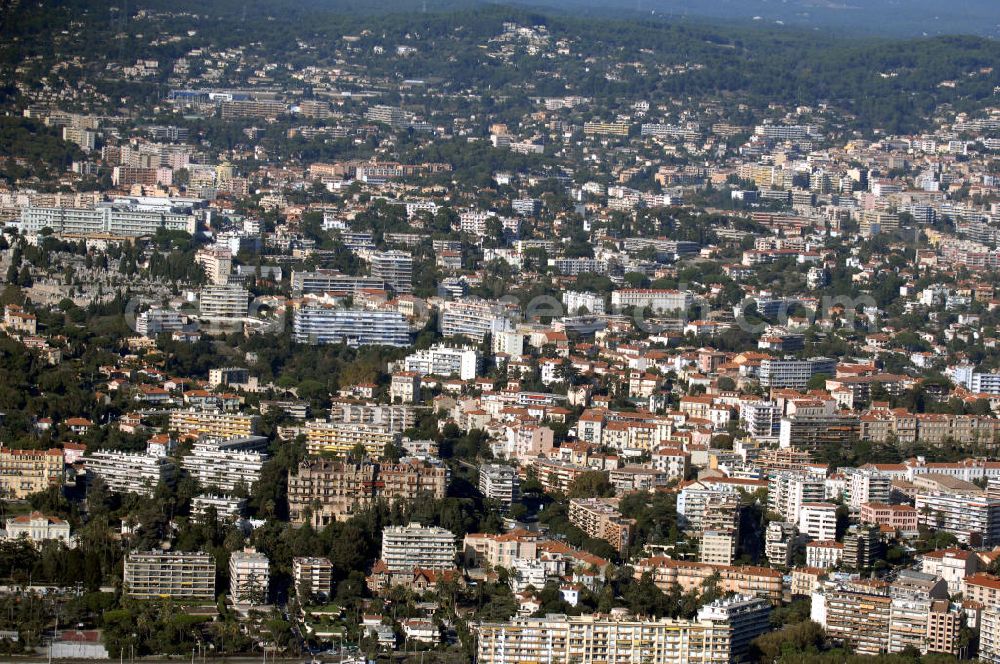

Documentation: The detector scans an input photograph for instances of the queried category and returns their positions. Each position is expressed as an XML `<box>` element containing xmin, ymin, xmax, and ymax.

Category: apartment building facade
<box><xmin>381</xmin><ymin>523</ymin><xmax>457</xmax><ymax>573</ymax></box>
<box><xmin>814</xmin><ymin>582</ymin><xmax>892</xmax><ymax>656</ymax></box>
<box><xmin>303</xmin><ymin>420</ymin><xmax>400</xmax><ymax>457</ymax></box>
<box><xmin>292</xmin><ymin>556</ymin><xmax>333</xmax><ymax>600</ymax></box>
<box><xmin>475</xmin><ymin>596</ymin><xmax>770</xmax><ymax>664</ymax></box>
<box><xmin>402</xmin><ymin>345</ymin><xmax>481</xmax><ymax>380</ymax></box>
<box><xmin>610</xmin><ymin>288</ymin><xmax>693</xmax><ymax>313</ymax></box>
<box><xmin>0</xmin><ymin>447</ymin><xmax>63</xmax><ymax>499</ymax></box>
<box><xmin>479</xmin><ymin>464</ymin><xmax>520</xmax><ymax>507</ymax></box>
<box><xmin>168</xmin><ymin>409</ymin><xmax>259</xmax><ymax>439</ymax></box>
<box><xmin>287</xmin><ymin>459</ymin><xmax>447</xmax><ymax>526</ymax></box>
<box><xmin>86</xmin><ymin>450</ymin><xmax>175</xmax><ymax>497</ymax></box>
<box><xmin>229</xmin><ymin>548</ymin><xmax>269</xmax><ymax>605</ymax></box>
<box><xmin>758</xmin><ymin>357</ymin><xmax>837</xmax><ymax>390</ymax></box>
<box><xmin>369</xmin><ymin>250</ymin><xmax>413</xmax><ymax>294</ymax></box>
<box><xmin>633</xmin><ymin>557</ymin><xmax>783</xmax><ymax>605</ymax></box>
<box><xmin>198</xmin><ymin>285</ymin><xmax>249</xmax><ymax>319</ymax></box>
<box><xmin>123</xmin><ymin>551</ymin><xmax>216</xmax><ymax>600</ymax></box>
<box><xmin>20</xmin><ymin>206</ymin><xmax>195</xmax><ymax>238</ymax></box>
<box><xmin>439</xmin><ymin>299</ymin><xmax>518</xmax><ymax>342</ymax></box>
<box><xmin>290</xmin><ymin>269</ymin><xmax>385</xmax><ymax>295</ymax></box>
<box><xmin>569</xmin><ymin>498</ymin><xmax>635</xmax><ymax>554</ymax></box>
<box><xmin>293</xmin><ymin>308</ymin><xmax>412</xmax><ymax>347</ymax></box>
<box><xmin>914</xmin><ymin>492</ymin><xmax>1000</xmax><ymax>546</ymax></box>
<box><xmin>180</xmin><ymin>437</ymin><xmax>268</xmax><ymax>492</ymax></box>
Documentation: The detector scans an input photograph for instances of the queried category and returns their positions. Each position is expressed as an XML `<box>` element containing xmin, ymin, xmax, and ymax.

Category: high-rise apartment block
<box><xmin>479</xmin><ymin>464</ymin><xmax>520</xmax><ymax>507</ymax></box>
<box><xmin>293</xmin><ymin>557</ymin><xmax>333</xmax><ymax>601</ymax></box>
<box><xmin>758</xmin><ymin>357</ymin><xmax>837</xmax><ymax>389</ymax></box>
<box><xmin>476</xmin><ymin>595</ymin><xmax>770</xmax><ymax>664</ymax></box>
<box><xmin>169</xmin><ymin>409</ymin><xmax>259</xmax><ymax>439</ymax></box>
<box><xmin>439</xmin><ymin>299</ymin><xmax>518</xmax><ymax>342</ymax></box>
<box><xmin>302</xmin><ymin>420</ymin><xmax>400</xmax><ymax>457</ymax></box>
<box><xmin>293</xmin><ymin>308</ymin><xmax>412</xmax><ymax>347</ymax></box>
<box><xmin>370</xmin><ymin>250</ymin><xmax>413</xmax><ymax>294</ymax></box>
<box><xmin>198</xmin><ymin>285</ymin><xmax>249</xmax><ymax>319</ymax></box>
<box><xmin>124</xmin><ymin>551</ymin><xmax>216</xmax><ymax>600</ymax></box>
<box><xmin>229</xmin><ymin>548</ymin><xmax>269</xmax><ymax>605</ymax></box>
<box><xmin>86</xmin><ymin>450</ymin><xmax>175</xmax><ymax>497</ymax></box>
<box><xmin>403</xmin><ymin>345</ymin><xmax>482</xmax><ymax>380</ymax></box>
<box><xmin>180</xmin><ymin>436</ymin><xmax>269</xmax><ymax>492</ymax></box>
<box><xmin>568</xmin><ymin>498</ymin><xmax>635</xmax><ymax>554</ymax></box>
<box><xmin>381</xmin><ymin>523</ymin><xmax>457</xmax><ymax>573</ymax></box>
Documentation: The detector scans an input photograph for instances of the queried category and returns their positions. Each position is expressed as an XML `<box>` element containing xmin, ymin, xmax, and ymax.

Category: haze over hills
<box><xmin>527</xmin><ymin>0</ymin><xmax>1000</xmax><ymax>37</ymax></box>
<box><xmin>310</xmin><ymin>0</ymin><xmax>1000</xmax><ymax>37</ymax></box>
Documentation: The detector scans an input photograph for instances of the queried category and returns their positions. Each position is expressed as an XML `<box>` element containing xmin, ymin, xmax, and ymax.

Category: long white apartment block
<box><xmin>86</xmin><ymin>450</ymin><xmax>175</xmax><ymax>497</ymax></box>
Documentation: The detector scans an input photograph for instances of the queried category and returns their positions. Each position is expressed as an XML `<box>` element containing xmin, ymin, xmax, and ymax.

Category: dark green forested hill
<box><xmin>1</xmin><ymin>0</ymin><xmax>998</xmax><ymax>134</ymax></box>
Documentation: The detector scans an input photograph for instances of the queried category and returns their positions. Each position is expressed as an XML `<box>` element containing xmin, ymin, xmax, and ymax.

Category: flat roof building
<box><xmin>124</xmin><ymin>550</ymin><xmax>216</xmax><ymax>600</ymax></box>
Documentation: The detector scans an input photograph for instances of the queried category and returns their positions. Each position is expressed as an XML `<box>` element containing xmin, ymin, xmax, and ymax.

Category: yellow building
<box><xmin>168</xmin><ymin>410</ymin><xmax>259</xmax><ymax>439</ymax></box>
<box><xmin>304</xmin><ymin>420</ymin><xmax>400</xmax><ymax>457</ymax></box>
<box><xmin>583</xmin><ymin>121</ymin><xmax>630</xmax><ymax>137</ymax></box>
<box><xmin>0</xmin><ymin>447</ymin><xmax>63</xmax><ymax>499</ymax></box>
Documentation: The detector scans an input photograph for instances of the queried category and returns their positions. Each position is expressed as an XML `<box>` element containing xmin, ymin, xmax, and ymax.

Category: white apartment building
<box><xmin>700</xmin><ymin>530</ymin><xmax>737</xmax><ymax>566</ymax></box>
<box><xmin>475</xmin><ymin>601</ymin><xmax>765</xmax><ymax>664</ymax></box>
<box><xmin>758</xmin><ymin>357</ymin><xmax>837</xmax><ymax>390</ymax></box>
<box><xmin>740</xmin><ymin>401</ymin><xmax>781</xmax><ymax>439</ymax></box>
<box><xmin>764</xmin><ymin>521</ymin><xmax>799</xmax><ymax>568</ymax></box>
<box><xmin>20</xmin><ymin>206</ymin><xmax>195</xmax><ymax>238</ymax></box>
<box><xmin>754</xmin><ymin>124</ymin><xmax>818</xmax><ymax>141</ymax></box>
<box><xmin>293</xmin><ymin>308</ymin><xmax>411</xmax><ymax>346</ymax></box>
<box><xmin>369</xmin><ymin>250</ymin><xmax>413</xmax><ymax>294</ymax></box>
<box><xmin>768</xmin><ymin>471</ymin><xmax>827</xmax><ymax>521</ymax></box>
<box><xmin>199</xmin><ymin>285</ymin><xmax>249</xmax><ymax>319</ymax></box>
<box><xmin>86</xmin><ymin>450</ymin><xmax>175</xmax><ymax>497</ymax></box>
<box><xmin>982</xmin><ymin>607</ymin><xmax>1000</xmax><ymax>664</ymax></box>
<box><xmin>303</xmin><ymin>420</ymin><xmax>400</xmax><ymax>457</ymax></box>
<box><xmin>921</xmin><ymin>550</ymin><xmax>978</xmax><ymax>595</ymax></box>
<box><xmin>970</xmin><ymin>373</ymin><xmax>1000</xmax><ymax>395</ymax></box>
<box><xmin>696</xmin><ymin>595</ymin><xmax>772</xmax><ymax>659</ymax></box>
<box><xmin>136</xmin><ymin>308</ymin><xmax>194</xmax><ymax>337</ymax></box>
<box><xmin>843</xmin><ymin>468</ymin><xmax>892</xmax><ymax>510</ymax></box>
<box><xmin>562</xmin><ymin>290</ymin><xmax>606</xmax><ymax>315</ymax></box>
<box><xmin>403</xmin><ymin>345</ymin><xmax>481</xmax><ymax>380</ymax></box>
<box><xmin>381</xmin><ymin>522</ymin><xmax>457</xmax><ymax>572</ymax></box>
<box><xmin>195</xmin><ymin>246</ymin><xmax>233</xmax><ymax>285</ymax></box>
<box><xmin>799</xmin><ymin>503</ymin><xmax>839</xmax><ymax>541</ymax></box>
<box><xmin>914</xmin><ymin>492</ymin><xmax>1000</xmax><ymax>546</ymax></box>
<box><xmin>440</xmin><ymin>299</ymin><xmax>518</xmax><ymax>342</ymax></box>
<box><xmin>229</xmin><ymin>548</ymin><xmax>270</xmax><ymax>605</ymax></box>
<box><xmin>208</xmin><ymin>367</ymin><xmax>250</xmax><ymax>388</ymax></box>
<box><xmin>479</xmin><ymin>464</ymin><xmax>520</xmax><ymax>506</ymax></box>
<box><xmin>169</xmin><ymin>409</ymin><xmax>259</xmax><ymax>439</ymax></box>
<box><xmin>459</xmin><ymin>210</ymin><xmax>497</xmax><ymax>236</ymax></box>
<box><xmin>492</xmin><ymin>330</ymin><xmax>524</xmax><ymax>356</ymax></box>
<box><xmin>677</xmin><ymin>486</ymin><xmax>737</xmax><ymax>531</ymax></box>
<box><xmin>806</xmin><ymin>540</ymin><xmax>843</xmax><ymax>569</ymax></box>
<box><xmin>610</xmin><ymin>289</ymin><xmax>693</xmax><ymax>313</ymax></box>
<box><xmin>63</xmin><ymin>126</ymin><xmax>96</xmax><ymax>151</ymax></box>
<box><xmin>191</xmin><ymin>493</ymin><xmax>245</xmax><ymax>521</ymax></box>
<box><xmin>290</xmin><ymin>269</ymin><xmax>385</xmax><ymax>295</ymax></box>
<box><xmin>180</xmin><ymin>437</ymin><xmax>269</xmax><ymax>492</ymax></box>
<box><xmin>328</xmin><ymin>402</ymin><xmax>417</xmax><ymax>433</ymax></box>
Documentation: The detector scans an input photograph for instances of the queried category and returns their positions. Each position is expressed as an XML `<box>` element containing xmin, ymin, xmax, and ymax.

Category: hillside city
<box><xmin>1</xmin><ymin>1</ymin><xmax>1000</xmax><ymax>662</ymax></box>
